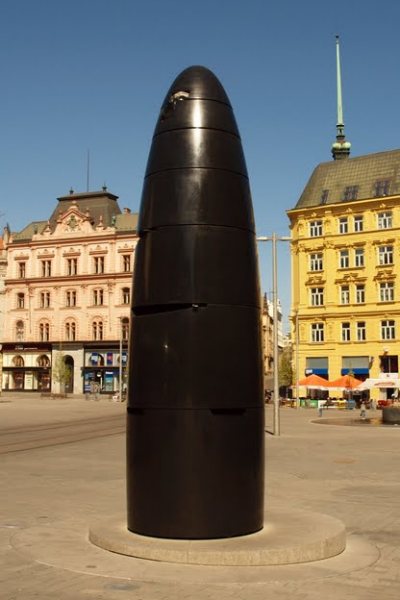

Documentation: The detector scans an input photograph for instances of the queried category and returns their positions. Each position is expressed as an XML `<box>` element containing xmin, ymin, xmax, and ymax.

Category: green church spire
<box><xmin>332</xmin><ymin>35</ymin><xmax>351</xmax><ymax>160</ymax></box>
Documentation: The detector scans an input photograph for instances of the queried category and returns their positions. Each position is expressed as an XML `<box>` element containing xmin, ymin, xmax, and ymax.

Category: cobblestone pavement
<box><xmin>1</xmin><ymin>396</ymin><xmax>399</xmax><ymax>599</ymax></box>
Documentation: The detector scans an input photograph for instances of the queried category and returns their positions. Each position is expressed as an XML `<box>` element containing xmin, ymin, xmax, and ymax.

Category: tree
<box><xmin>52</xmin><ymin>353</ymin><xmax>72</xmax><ymax>393</ymax></box>
<box><xmin>279</xmin><ymin>347</ymin><xmax>293</xmax><ymax>388</ymax></box>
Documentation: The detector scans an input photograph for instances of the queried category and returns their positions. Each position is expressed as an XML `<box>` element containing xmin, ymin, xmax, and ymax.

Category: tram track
<box><xmin>0</xmin><ymin>414</ymin><xmax>126</xmax><ymax>454</ymax></box>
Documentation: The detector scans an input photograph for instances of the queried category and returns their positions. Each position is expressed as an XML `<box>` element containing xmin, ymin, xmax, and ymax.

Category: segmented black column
<box><xmin>127</xmin><ymin>66</ymin><xmax>264</xmax><ymax>539</ymax></box>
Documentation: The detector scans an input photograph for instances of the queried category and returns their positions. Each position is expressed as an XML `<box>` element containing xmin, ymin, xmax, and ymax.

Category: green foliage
<box><xmin>279</xmin><ymin>347</ymin><xmax>293</xmax><ymax>387</ymax></box>
<box><xmin>52</xmin><ymin>353</ymin><xmax>72</xmax><ymax>391</ymax></box>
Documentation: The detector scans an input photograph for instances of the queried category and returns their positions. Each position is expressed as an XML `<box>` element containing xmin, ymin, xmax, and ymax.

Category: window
<box><xmin>374</xmin><ymin>179</ymin><xmax>390</xmax><ymax>197</ymax></box>
<box><xmin>356</xmin><ymin>322</ymin><xmax>366</xmax><ymax>341</ymax></box>
<box><xmin>93</xmin><ymin>256</ymin><xmax>105</xmax><ymax>274</ymax></box>
<box><xmin>354</xmin><ymin>215</ymin><xmax>363</xmax><ymax>232</ymax></box>
<box><xmin>310</xmin><ymin>287</ymin><xmax>324</xmax><ymax>306</ymax></box>
<box><xmin>18</xmin><ymin>262</ymin><xmax>26</xmax><ymax>278</ymax></box>
<box><xmin>310</xmin><ymin>253</ymin><xmax>323</xmax><ymax>271</ymax></box>
<box><xmin>66</xmin><ymin>290</ymin><xmax>77</xmax><ymax>307</ymax></box>
<box><xmin>377</xmin><ymin>211</ymin><xmax>392</xmax><ymax>229</ymax></box>
<box><xmin>17</xmin><ymin>293</ymin><xmax>25</xmax><ymax>308</ymax></box>
<box><xmin>121</xmin><ymin>317</ymin><xmax>130</xmax><ymax>341</ymax></box>
<box><xmin>15</xmin><ymin>320</ymin><xmax>24</xmax><ymax>341</ymax></box>
<box><xmin>343</xmin><ymin>186</ymin><xmax>359</xmax><ymax>201</ymax></box>
<box><xmin>355</xmin><ymin>284</ymin><xmax>365</xmax><ymax>304</ymax></box>
<box><xmin>37</xmin><ymin>354</ymin><xmax>50</xmax><ymax>367</ymax></box>
<box><xmin>65</xmin><ymin>321</ymin><xmax>76</xmax><ymax>341</ymax></box>
<box><xmin>122</xmin><ymin>287</ymin><xmax>130</xmax><ymax>304</ymax></box>
<box><xmin>311</xmin><ymin>323</ymin><xmax>324</xmax><ymax>343</ymax></box>
<box><xmin>340</xmin><ymin>285</ymin><xmax>350</xmax><ymax>305</ymax></box>
<box><xmin>40</xmin><ymin>291</ymin><xmax>51</xmax><ymax>308</ymax></box>
<box><xmin>66</xmin><ymin>258</ymin><xmax>78</xmax><ymax>275</ymax></box>
<box><xmin>122</xmin><ymin>254</ymin><xmax>131</xmax><ymax>272</ymax></box>
<box><xmin>93</xmin><ymin>288</ymin><xmax>104</xmax><ymax>306</ymax></box>
<box><xmin>378</xmin><ymin>245</ymin><xmax>393</xmax><ymax>265</ymax></box>
<box><xmin>338</xmin><ymin>217</ymin><xmax>348</xmax><ymax>234</ymax></box>
<box><xmin>381</xmin><ymin>320</ymin><xmax>395</xmax><ymax>340</ymax></box>
<box><xmin>341</xmin><ymin>322</ymin><xmax>351</xmax><ymax>342</ymax></box>
<box><xmin>355</xmin><ymin>248</ymin><xmax>365</xmax><ymax>267</ymax></box>
<box><xmin>41</xmin><ymin>260</ymin><xmax>52</xmax><ymax>277</ymax></box>
<box><xmin>379</xmin><ymin>281</ymin><xmax>394</xmax><ymax>302</ymax></box>
<box><xmin>13</xmin><ymin>355</ymin><xmax>24</xmax><ymax>367</ymax></box>
<box><xmin>309</xmin><ymin>220</ymin><xmax>323</xmax><ymax>237</ymax></box>
<box><xmin>39</xmin><ymin>322</ymin><xmax>50</xmax><ymax>341</ymax></box>
<box><xmin>339</xmin><ymin>249</ymin><xmax>349</xmax><ymax>268</ymax></box>
<box><xmin>92</xmin><ymin>320</ymin><xmax>103</xmax><ymax>340</ymax></box>
<box><xmin>320</xmin><ymin>190</ymin><xmax>329</xmax><ymax>204</ymax></box>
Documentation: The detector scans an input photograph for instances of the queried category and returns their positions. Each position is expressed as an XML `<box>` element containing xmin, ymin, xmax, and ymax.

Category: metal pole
<box><xmin>272</xmin><ymin>233</ymin><xmax>280</xmax><ymax>436</ymax></box>
<box><xmin>119</xmin><ymin>319</ymin><xmax>123</xmax><ymax>402</ymax></box>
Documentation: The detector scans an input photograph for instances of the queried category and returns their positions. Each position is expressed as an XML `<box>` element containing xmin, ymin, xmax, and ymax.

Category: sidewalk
<box><xmin>1</xmin><ymin>401</ymin><xmax>399</xmax><ymax>599</ymax></box>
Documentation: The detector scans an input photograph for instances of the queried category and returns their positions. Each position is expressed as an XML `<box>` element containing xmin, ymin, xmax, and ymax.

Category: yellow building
<box><xmin>288</xmin><ymin>37</ymin><xmax>400</xmax><ymax>402</ymax></box>
<box><xmin>288</xmin><ymin>149</ymin><xmax>400</xmax><ymax>401</ymax></box>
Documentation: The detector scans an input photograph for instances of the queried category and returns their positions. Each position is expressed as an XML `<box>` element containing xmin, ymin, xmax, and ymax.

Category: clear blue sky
<box><xmin>2</xmin><ymin>0</ymin><xmax>400</xmax><ymax>329</ymax></box>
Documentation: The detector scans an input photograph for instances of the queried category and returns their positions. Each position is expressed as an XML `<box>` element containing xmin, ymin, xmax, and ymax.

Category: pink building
<box><xmin>1</xmin><ymin>189</ymin><xmax>138</xmax><ymax>395</ymax></box>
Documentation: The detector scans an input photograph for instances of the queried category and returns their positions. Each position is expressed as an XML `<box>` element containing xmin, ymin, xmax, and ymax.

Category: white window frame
<box><xmin>310</xmin><ymin>253</ymin><xmax>323</xmax><ymax>271</ymax></box>
<box><xmin>311</xmin><ymin>323</ymin><xmax>324</xmax><ymax>343</ymax></box>
<box><xmin>338</xmin><ymin>217</ymin><xmax>348</xmax><ymax>234</ymax></box>
<box><xmin>381</xmin><ymin>319</ymin><xmax>395</xmax><ymax>340</ymax></box>
<box><xmin>377</xmin><ymin>211</ymin><xmax>392</xmax><ymax>230</ymax></box>
<box><xmin>309</xmin><ymin>220</ymin><xmax>323</xmax><ymax>237</ymax></box>
<box><xmin>310</xmin><ymin>287</ymin><xmax>324</xmax><ymax>306</ymax></box>
<box><xmin>354</xmin><ymin>215</ymin><xmax>364</xmax><ymax>232</ymax></box>
<box><xmin>379</xmin><ymin>281</ymin><xmax>394</xmax><ymax>302</ymax></box>
<box><xmin>340</xmin><ymin>285</ymin><xmax>350</xmax><ymax>305</ymax></box>
<box><xmin>354</xmin><ymin>248</ymin><xmax>365</xmax><ymax>268</ymax></box>
<box><xmin>378</xmin><ymin>245</ymin><xmax>393</xmax><ymax>265</ymax></box>
<box><xmin>341</xmin><ymin>322</ymin><xmax>351</xmax><ymax>342</ymax></box>
<box><xmin>355</xmin><ymin>284</ymin><xmax>365</xmax><ymax>304</ymax></box>
<box><xmin>339</xmin><ymin>249</ymin><xmax>349</xmax><ymax>268</ymax></box>
<box><xmin>356</xmin><ymin>321</ymin><xmax>366</xmax><ymax>341</ymax></box>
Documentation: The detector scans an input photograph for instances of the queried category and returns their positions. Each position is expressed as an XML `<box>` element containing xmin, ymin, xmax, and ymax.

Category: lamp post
<box><xmin>257</xmin><ymin>233</ymin><xmax>290</xmax><ymax>436</ymax></box>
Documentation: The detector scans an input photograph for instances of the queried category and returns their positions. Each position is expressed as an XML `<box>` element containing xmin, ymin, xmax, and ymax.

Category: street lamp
<box><xmin>257</xmin><ymin>233</ymin><xmax>291</xmax><ymax>436</ymax></box>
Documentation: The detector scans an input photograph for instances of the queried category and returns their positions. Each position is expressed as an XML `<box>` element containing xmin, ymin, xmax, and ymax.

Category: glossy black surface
<box><xmin>139</xmin><ymin>169</ymin><xmax>255</xmax><ymax>231</ymax></box>
<box><xmin>133</xmin><ymin>227</ymin><xmax>260</xmax><ymax>308</ymax></box>
<box><xmin>128</xmin><ymin>66</ymin><xmax>264</xmax><ymax>539</ymax></box>
<box><xmin>129</xmin><ymin>305</ymin><xmax>263</xmax><ymax>409</ymax></box>
<box><xmin>127</xmin><ymin>407</ymin><xmax>265</xmax><ymax>539</ymax></box>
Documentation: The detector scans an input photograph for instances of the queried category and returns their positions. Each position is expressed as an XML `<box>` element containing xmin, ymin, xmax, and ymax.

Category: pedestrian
<box><xmin>360</xmin><ymin>401</ymin><xmax>367</xmax><ymax>420</ymax></box>
<box><xmin>318</xmin><ymin>402</ymin><xmax>323</xmax><ymax>417</ymax></box>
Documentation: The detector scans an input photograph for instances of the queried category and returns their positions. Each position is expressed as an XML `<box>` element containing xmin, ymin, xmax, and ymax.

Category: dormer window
<box><xmin>343</xmin><ymin>185</ymin><xmax>359</xmax><ymax>201</ymax></box>
<box><xmin>374</xmin><ymin>179</ymin><xmax>390</xmax><ymax>197</ymax></box>
<box><xmin>320</xmin><ymin>189</ymin><xmax>329</xmax><ymax>205</ymax></box>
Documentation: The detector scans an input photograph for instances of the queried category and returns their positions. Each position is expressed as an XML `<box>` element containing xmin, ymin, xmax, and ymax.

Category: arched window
<box><xmin>122</xmin><ymin>287</ymin><xmax>130</xmax><ymax>305</ymax></box>
<box><xmin>92</xmin><ymin>320</ymin><xmax>103</xmax><ymax>341</ymax></box>
<box><xmin>121</xmin><ymin>317</ymin><xmax>129</xmax><ymax>341</ymax></box>
<box><xmin>37</xmin><ymin>354</ymin><xmax>50</xmax><ymax>367</ymax></box>
<box><xmin>65</xmin><ymin>320</ymin><xmax>76</xmax><ymax>341</ymax></box>
<box><xmin>17</xmin><ymin>293</ymin><xmax>25</xmax><ymax>308</ymax></box>
<box><xmin>12</xmin><ymin>355</ymin><xmax>24</xmax><ymax>367</ymax></box>
<box><xmin>15</xmin><ymin>320</ymin><xmax>24</xmax><ymax>341</ymax></box>
<box><xmin>39</xmin><ymin>322</ymin><xmax>50</xmax><ymax>341</ymax></box>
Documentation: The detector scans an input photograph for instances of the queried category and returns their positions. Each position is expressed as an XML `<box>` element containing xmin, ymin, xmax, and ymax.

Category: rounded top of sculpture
<box><xmin>162</xmin><ymin>66</ymin><xmax>231</xmax><ymax>106</ymax></box>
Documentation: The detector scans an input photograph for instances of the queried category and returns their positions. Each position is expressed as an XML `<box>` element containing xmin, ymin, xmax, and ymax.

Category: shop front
<box><xmin>82</xmin><ymin>346</ymin><xmax>127</xmax><ymax>394</ymax></box>
<box><xmin>1</xmin><ymin>344</ymin><xmax>52</xmax><ymax>392</ymax></box>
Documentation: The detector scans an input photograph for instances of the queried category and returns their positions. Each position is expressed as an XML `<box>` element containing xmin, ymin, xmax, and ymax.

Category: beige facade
<box><xmin>288</xmin><ymin>150</ymin><xmax>400</xmax><ymax>401</ymax></box>
<box><xmin>1</xmin><ymin>189</ymin><xmax>138</xmax><ymax>395</ymax></box>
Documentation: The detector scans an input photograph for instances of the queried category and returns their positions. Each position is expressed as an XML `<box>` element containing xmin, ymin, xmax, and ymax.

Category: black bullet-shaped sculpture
<box><xmin>127</xmin><ymin>66</ymin><xmax>264</xmax><ymax>539</ymax></box>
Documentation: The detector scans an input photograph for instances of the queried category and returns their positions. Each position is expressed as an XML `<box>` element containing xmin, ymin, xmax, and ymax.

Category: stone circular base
<box><xmin>382</xmin><ymin>406</ymin><xmax>400</xmax><ymax>425</ymax></box>
<box><xmin>89</xmin><ymin>508</ymin><xmax>346</xmax><ymax>566</ymax></box>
